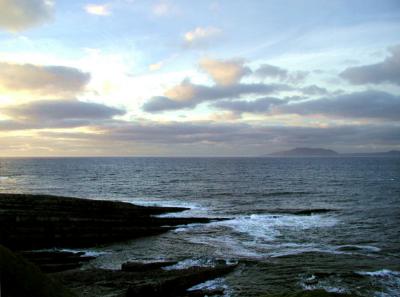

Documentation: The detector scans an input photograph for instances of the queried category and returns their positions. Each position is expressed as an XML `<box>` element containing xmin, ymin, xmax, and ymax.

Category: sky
<box><xmin>0</xmin><ymin>0</ymin><xmax>399</xmax><ymax>156</ymax></box>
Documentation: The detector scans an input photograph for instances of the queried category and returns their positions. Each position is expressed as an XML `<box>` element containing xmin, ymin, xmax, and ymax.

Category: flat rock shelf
<box><xmin>0</xmin><ymin>193</ymin><xmax>223</xmax><ymax>250</ymax></box>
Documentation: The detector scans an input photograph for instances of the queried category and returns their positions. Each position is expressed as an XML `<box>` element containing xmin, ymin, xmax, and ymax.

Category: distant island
<box><xmin>345</xmin><ymin>150</ymin><xmax>400</xmax><ymax>157</ymax></box>
<box><xmin>269</xmin><ymin>147</ymin><xmax>339</xmax><ymax>156</ymax></box>
<box><xmin>268</xmin><ymin>147</ymin><xmax>400</xmax><ymax>157</ymax></box>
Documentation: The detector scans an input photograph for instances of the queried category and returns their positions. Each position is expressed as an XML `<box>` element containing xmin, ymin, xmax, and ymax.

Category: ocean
<box><xmin>1</xmin><ymin>157</ymin><xmax>399</xmax><ymax>296</ymax></box>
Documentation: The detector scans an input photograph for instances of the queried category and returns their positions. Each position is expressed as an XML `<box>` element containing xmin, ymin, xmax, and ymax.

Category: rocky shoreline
<box><xmin>0</xmin><ymin>193</ymin><xmax>223</xmax><ymax>250</ymax></box>
<box><xmin>0</xmin><ymin>193</ymin><xmax>238</xmax><ymax>297</ymax></box>
<box><xmin>0</xmin><ymin>194</ymin><xmax>356</xmax><ymax>297</ymax></box>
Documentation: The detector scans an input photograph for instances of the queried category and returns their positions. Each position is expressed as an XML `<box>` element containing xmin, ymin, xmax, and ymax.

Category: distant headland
<box><xmin>268</xmin><ymin>147</ymin><xmax>400</xmax><ymax>157</ymax></box>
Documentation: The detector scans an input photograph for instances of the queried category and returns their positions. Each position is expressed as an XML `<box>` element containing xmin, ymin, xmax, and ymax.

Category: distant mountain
<box><xmin>269</xmin><ymin>147</ymin><xmax>339</xmax><ymax>156</ymax></box>
<box><xmin>267</xmin><ymin>148</ymin><xmax>400</xmax><ymax>157</ymax></box>
<box><xmin>344</xmin><ymin>150</ymin><xmax>400</xmax><ymax>157</ymax></box>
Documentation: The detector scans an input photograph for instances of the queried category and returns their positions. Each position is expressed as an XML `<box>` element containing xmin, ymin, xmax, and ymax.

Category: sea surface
<box><xmin>1</xmin><ymin>157</ymin><xmax>399</xmax><ymax>296</ymax></box>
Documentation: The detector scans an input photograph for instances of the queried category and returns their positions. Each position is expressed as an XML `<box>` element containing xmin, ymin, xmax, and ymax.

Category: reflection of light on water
<box><xmin>0</xmin><ymin>176</ymin><xmax>18</xmax><ymax>183</ymax></box>
<box><xmin>0</xmin><ymin>176</ymin><xmax>29</xmax><ymax>194</ymax></box>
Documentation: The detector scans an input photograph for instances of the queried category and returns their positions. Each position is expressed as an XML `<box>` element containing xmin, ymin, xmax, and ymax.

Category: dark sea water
<box><xmin>1</xmin><ymin>157</ymin><xmax>399</xmax><ymax>296</ymax></box>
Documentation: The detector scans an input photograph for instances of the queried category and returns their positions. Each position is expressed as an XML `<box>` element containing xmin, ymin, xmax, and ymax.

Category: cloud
<box><xmin>141</xmin><ymin>96</ymin><xmax>185</xmax><ymax>112</ymax></box>
<box><xmin>84</xmin><ymin>4</ymin><xmax>111</xmax><ymax>16</ymax></box>
<box><xmin>1</xmin><ymin>99</ymin><xmax>125</xmax><ymax>130</ymax></box>
<box><xmin>184</xmin><ymin>27</ymin><xmax>222</xmax><ymax>48</ymax></box>
<box><xmin>149</xmin><ymin>61</ymin><xmax>164</xmax><ymax>71</ymax></box>
<box><xmin>142</xmin><ymin>56</ymin><xmax>326</xmax><ymax>112</ymax></box>
<box><xmin>152</xmin><ymin>1</ymin><xmax>176</xmax><ymax>16</ymax></box>
<box><xmin>254</xmin><ymin>64</ymin><xmax>288</xmax><ymax>80</ymax></box>
<box><xmin>210</xmin><ymin>89</ymin><xmax>400</xmax><ymax>122</ymax></box>
<box><xmin>0</xmin><ymin>0</ymin><xmax>54</xmax><ymax>32</ymax></box>
<box><xmin>300</xmin><ymin>85</ymin><xmax>329</xmax><ymax>96</ymax></box>
<box><xmin>340</xmin><ymin>45</ymin><xmax>400</xmax><ymax>85</ymax></box>
<box><xmin>254</xmin><ymin>64</ymin><xmax>309</xmax><ymax>83</ymax></box>
<box><xmin>37</xmin><ymin>121</ymin><xmax>400</xmax><ymax>155</ymax></box>
<box><xmin>143</xmin><ymin>79</ymin><xmax>291</xmax><ymax>112</ymax></box>
<box><xmin>199</xmin><ymin>58</ymin><xmax>250</xmax><ymax>86</ymax></box>
<box><xmin>277</xmin><ymin>90</ymin><xmax>400</xmax><ymax>121</ymax></box>
<box><xmin>213</xmin><ymin>97</ymin><xmax>287</xmax><ymax>115</ymax></box>
<box><xmin>0</xmin><ymin>62</ymin><xmax>90</xmax><ymax>97</ymax></box>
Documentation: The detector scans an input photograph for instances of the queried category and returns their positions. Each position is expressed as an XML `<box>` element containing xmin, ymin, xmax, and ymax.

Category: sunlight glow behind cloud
<box><xmin>84</xmin><ymin>3</ymin><xmax>111</xmax><ymax>16</ymax></box>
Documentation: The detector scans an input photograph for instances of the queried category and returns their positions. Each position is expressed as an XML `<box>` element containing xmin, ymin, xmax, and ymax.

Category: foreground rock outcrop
<box><xmin>0</xmin><ymin>194</ymin><xmax>237</xmax><ymax>297</ymax></box>
<box><xmin>0</xmin><ymin>244</ymin><xmax>76</xmax><ymax>297</ymax></box>
<box><xmin>19</xmin><ymin>250</ymin><xmax>96</xmax><ymax>273</ymax></box>
<box><xmin>260</xmin><ymin>290</ymin><xmax>356</xmax><ymax>297</ymax></box>
<box><xmin>0</xmin><ymin>193</ymin><xmax>222</xmax><ymax>250</ymax></box>
<box><xmin>56</xmin><ymin>261</ymin><xmax>237</xmax><ymax>297</ymax></box>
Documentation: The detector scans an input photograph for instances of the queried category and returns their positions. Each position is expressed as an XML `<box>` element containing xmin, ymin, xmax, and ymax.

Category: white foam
<box><xmin>188</xmin><ymin>277</ymin><xmax>227</xmax><ymax>291</ymax></box>
<box><xmin>188</xmin><ymin>235</ymin><xmax>264</xmax><ymax>259</ymax></box>
<box><xmin>269</xmin><ymin>243</ymin><xmax>345</xmax><ymax>258</ymax></box>
<box><xmin>304</xmin><ymin>285</ymin><xmax>348</xmax><ymax>294</ymax></box>
<box><xmin>219</xmin><ymin>214</ymin><xmax>337</xmax><ymax>240</ymax></box>
<box><xmin>357</xmin><ymin>269</ymin><xmax>400</xmax><ymax>277</ymax></box>
<box><xmin>122</xmin><ymin>198</ymin><xmax>202</xmax><ymax>210</ymax></box>
<box><xmin>300</xmin><ymin>274</ymin><xmax>348</xmax><ymax>294</ymax></box>
<box><xmin>356</xmin><ymin>269</ymin><xmax>400</xmax><ymax>297</ymax></box>
<box><xmin>188</xmin><ymin>277</ymin><xmax>232</xmax><ymax>297</ymax></box>
<box><xmin>81</xmin><ymin>250</ymin><xmax>109</xmax><ymax>257</ymax></box>
<box><xmin>33</xmin><ymin>248</ymin><xmax>108</xmax><ymax>257</ymax></box>
<box><xmin>163</xmin><ymin>258</ymin><xmax>215</xmax><ymax>270</ymax></box>
<box><xmin>335</xmin><ymin>245</ymin><xmax>381</xmax><ymax>253</ymax></box>
<box><xmin>120</xmin><ymin>198</ymin><xmax>212</xmax><ymax>218</ymax></box>
<box><xmin>178</xmin><ymin>213</ymin><xmax>339</xmax><ymax>259</ymax></box>
<box><xmin>174</xmin><ymin>223</ymin><xmax>209</xmax><ymax>232</ymax></box>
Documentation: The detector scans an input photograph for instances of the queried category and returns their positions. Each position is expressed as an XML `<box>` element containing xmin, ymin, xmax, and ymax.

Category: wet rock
<box><xmin>126</xmin><ymin>264</ymin><xmax>236</xmax><ymax>297</ymax></box>
<box><xmin>185</xmin><ymin>288</ymin><xmax>225</xmax><ymax>297</ymax></box>
<box><xmin>121</xmin><ymin>260</ymin><xmax>178</xmax><ymax>272</ymax></box>
<box><xmin>19</xmin><ymin>250</ymin><xmax>96</xmax><ymax>272</ymax></box>
<box><xmin>260</xmin><ymin>290</ymin><xmax>356</xmax><ymax>297</ymax></box>
<box><xmin>56</xmin><ymin>263</ymin><xmax>237</xmax><ymax>297</ymax></box>
<box><xmin>292</xmin><ymin>209</ymin><xmax>336</xmax><ymax>216</ymax></box>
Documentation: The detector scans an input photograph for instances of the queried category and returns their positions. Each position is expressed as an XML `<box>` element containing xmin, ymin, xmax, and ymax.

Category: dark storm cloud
<box><xmin>142</xmin><ymin>79</ymin><xmax>292</xmax><ymax>112</ymax></box>
<box><xmin>278</xmin><ymin>90</ymin><xmax>400</xmax><ymax>120</ymax></box>
<box><xmin>340</xmin><ymin>45</ymin><xmax>400</xmax><ymax>85</ymax></box>
<box><xmin>0</xmin><ymin>99</ymin><xmax>125</xmax><ymax>130</ymax></box>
